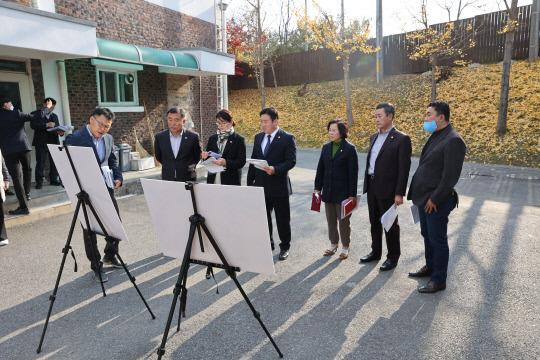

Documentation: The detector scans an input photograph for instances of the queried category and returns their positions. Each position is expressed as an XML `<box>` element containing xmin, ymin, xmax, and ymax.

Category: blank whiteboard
<box><xmin>48</xmin><ymin>144</ymin><xmax>129</xmax><ymax>242</ymax></box>
<box><xmin>141</xmin><ymin>179</ymin><xmax>275</xmax><ymax>275</ymax></box>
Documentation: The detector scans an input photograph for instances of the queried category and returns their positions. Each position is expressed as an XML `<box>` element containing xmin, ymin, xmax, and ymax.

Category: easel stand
<box><xmin>37</xmin><ymin>145</ymin><xmax>155</xmax><ymax>354</ymax></box>
<box><xmin>156</xmin><ymin>182</ymin><xmax>283</xmax><ymax>359</ymax></box>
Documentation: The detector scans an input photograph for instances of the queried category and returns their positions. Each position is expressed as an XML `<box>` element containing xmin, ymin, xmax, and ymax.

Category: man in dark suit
<box><xmin>361</xmin><ymin>103</ymin><xmax>412</xmax><ymax>271</ymax></box>
<box><xmin>154</xmin><ymin>107</ymin><xmax>201</xmax><ymax>182</ymax></box>
<box><xmin>0</xmin><ymin>95</ymin><xmax>53</xmax><ymax>215</ymax></box>
<box><xmin>31</xmin><ymin>97</ymin><xmax>63</xmax><ymax>188</ymax></box>
<box><xmin>65</xmin><ymin>107</ymin><xmax>123</xmax><ymax>283</ymax></box>
<box><xmin>407</xmin><ymin>101</ymin><xmax>466</xmax><ymax>293</ymax></box>
<box><xmin>247</xmin><ymin>107</ymin><xmax>296</xmax><ymax>260</ymax></box>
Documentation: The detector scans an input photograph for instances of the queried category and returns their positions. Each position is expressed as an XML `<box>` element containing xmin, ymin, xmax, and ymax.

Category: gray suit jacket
<box><xmin>1</xmin><ymin>150</ymin><xmax>12</xmax><ymax>202</ymax></box>
<box><xmin>407</xmin><ymin>124</ymin><xmax>466</xmax><ymax>206</ymax></box>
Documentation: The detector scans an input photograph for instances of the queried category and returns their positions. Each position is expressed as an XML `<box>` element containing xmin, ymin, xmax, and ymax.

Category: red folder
<box><xmin>311</xmin><ymin>192</ymin><xmax>321</xmax><ymax>212</ymax></box>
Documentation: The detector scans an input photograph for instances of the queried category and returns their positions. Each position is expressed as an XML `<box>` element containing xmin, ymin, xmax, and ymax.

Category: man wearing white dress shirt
<box><xmin>154</xmin><ymin>107</ymin><xmax>201</xmax><ymax>182</ymax></box>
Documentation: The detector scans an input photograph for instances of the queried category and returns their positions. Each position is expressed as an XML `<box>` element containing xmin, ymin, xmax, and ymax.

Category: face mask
<box><xmin>423</xmin><ymin>115</ymin><xmax>440</xmax><ymax>133</ymax></box>
<box><xmin>10</xmin><ymin>105</ymin><xmax>14</xmax><ymax>111</ymax></box>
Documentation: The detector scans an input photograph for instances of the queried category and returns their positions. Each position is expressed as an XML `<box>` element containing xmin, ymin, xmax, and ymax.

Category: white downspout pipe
<box><xmin>56</xmin><ymin>60</ymin><xmax>72</xmax><ymax>134</ymax></box>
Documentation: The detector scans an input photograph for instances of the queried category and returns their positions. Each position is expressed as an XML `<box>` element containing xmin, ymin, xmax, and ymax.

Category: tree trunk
<box><xmin>343</xmin><ymin>57</ymin><xmax>353</xmax><ymax>126</ymax></box>
<box><xmin>497</xmin><ymin>0</ymin><xmax>519</xmax><ymax>135</ymax></box>
<box><xmin>259</xmin><ymin>58</ymin><xmax>266</xmax><ymax>109</ymax></box>
<box><xmin>269</xmin><ymin>56</ymin><xmax>278</xmax><ymax>88</ymax></box>
<box><xmin>430</xmin><ymin>54</ymin><xmax>437</xmax><ymax>102</ymax></box>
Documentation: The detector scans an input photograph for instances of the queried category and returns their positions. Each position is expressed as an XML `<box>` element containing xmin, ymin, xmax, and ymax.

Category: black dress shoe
<box><xmin>9</xmin><ymin>207</ymin><xmax>30</xmax><ymax>215</ymax></box>
<box><xmin>360</xmin><ymin>253</ymin><xmax>381</xmax><ymax>263</ymax></box>
<box><xmin>50</xmin><ymin>180</ymin><xmax>62</xmax><ymax>186</ymax></box>
<box><xmin>409</xmin><ymin>265</ymin><xmax>433</xmax><ymax>277</ymax></box>
<box><xmin>278</xmin><ymin>250</ymin><xmax>289</xmax><ymax>261</ymax></box>
<box><xmin>380</xmin><ymin>259</ymin><xmax>398</xmax><ymax>271</ymax></box>
<box><xmin>418</xmin><ymin>280</ymin><xmax>446</xmax><ymax>293</ymax></box>
<box><xmin>36</xmin><ymin>183</ymin><xmax>43</xmax><ymax>189</ymax></box>
<box><xmin>26</xmin><ymin>193</ymin><xmax>31</xmax><ymax>201</ymax></box>
<box><xmin>5</xmin><ymin>189</ymin><xmax>15</xmax><ymax>196</ymax></box>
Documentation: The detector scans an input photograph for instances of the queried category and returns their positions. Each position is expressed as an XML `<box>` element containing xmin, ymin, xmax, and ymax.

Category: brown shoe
<box><xmin>339</xmin><ymin>247</ymin><xmax>350</xmax><ymax>260</ymax></box>
<box><xmin>418</xmin><ymin>280</ymin><xmax>446</xmax><ymax>293</ymax></box>
<box><xmin>324</xmin><ymin>244</ymin><xmax>339</xmax><ymax>256</ymax></box>
<box><xmin>409</xmin><ymin>265</ymin><xmax>433</xmax><ymax>277</ymax></box>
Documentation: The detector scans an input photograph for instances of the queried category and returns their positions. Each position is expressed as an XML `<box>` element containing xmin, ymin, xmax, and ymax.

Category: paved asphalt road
<box><xmin>1</xmin><ymin>145</ymin><xmax>539</xmax><ymax>360</ymax></box>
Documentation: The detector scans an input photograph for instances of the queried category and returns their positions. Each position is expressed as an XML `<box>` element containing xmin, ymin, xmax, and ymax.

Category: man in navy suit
<box><xmin>154</xmin><ymin>107</ymin><xmax>201</xmax><ymax>182</ymax></box>
<box><xmin>0</xmin><ymin>95</ymin><xmax>54</xmax><ymax>215</ymax></box>
<box><xmin>361</xmin><ymin>103</ymin><xmax>412</xmax><ymax>271</ymax></box>
<box><xmin>65</xmin><ymin>107</ymin><xmax>123</xmax><ymax>283</ymax></box>
<box><xmin>247</xmin><ymin>107</ymin><xmax>296</xmax><ymax>260</ymax></box>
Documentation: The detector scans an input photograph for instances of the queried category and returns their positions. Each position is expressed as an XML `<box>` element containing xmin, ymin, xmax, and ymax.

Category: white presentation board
<box><xmin>141</xmin><ymin>179</ymin><xmax>275</xmax><ymax>275</ymax></box>
<box><xmin>48</xmin><ymin>144</ymin><xmax>129</xmax><ymax>242</ymax></box>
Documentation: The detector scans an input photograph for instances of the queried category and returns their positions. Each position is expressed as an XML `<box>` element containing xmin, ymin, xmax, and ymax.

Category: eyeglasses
<box><xmin>93</xmin><ymin>117</ymin><xmax>112</xmax><ymax>131</ymax></box>
<box><xmin>216</xmin><ymin>121</ymin><xmax>229</xmax><ymax>127</ymax></box>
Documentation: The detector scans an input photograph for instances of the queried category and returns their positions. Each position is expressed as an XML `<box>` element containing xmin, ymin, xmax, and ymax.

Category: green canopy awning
<box><xmin>96</xmin><ymin>38</ymin><xmax>198</xmax><ymax>70</ymax></box>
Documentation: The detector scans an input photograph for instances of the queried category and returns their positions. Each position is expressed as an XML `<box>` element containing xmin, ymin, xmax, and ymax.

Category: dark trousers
<box><xmin>35</xmin><ymin>145</ymin><xmax>59</xmax><ymax>183</ymax></box>
<box><xmin>4</xmin><ymin>151</ymin><xmax>31</xmax><ymax>209</ymax></box>
<box><xmin>0</xmin><ymin>199</ymin><xmax>7</xmax><ymax>240</ymax></box>
<box><xmin>367</xmin><ymin>189</ymin><xmax>400</xmax><ymax>262</ymax></box>
<box><xmin>83</xmin><ymin>188</ymin><xmax>120</xmax><ymax>270</ymax></box>
<box><xmin>265</xmin><ymin>195</ymin><xmax>291</xmax><ymax>251</ymax></box>
<box><xmin>418</xmin><ymin>193</ymin><xmax>457</xmax><ymax>283</ymax></box>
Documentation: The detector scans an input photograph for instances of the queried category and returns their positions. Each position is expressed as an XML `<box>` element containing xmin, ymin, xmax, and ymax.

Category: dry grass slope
<box><xmin>230</xmin><ymin>60</ymin><xmax>540</xmax><ymax>168</ymax></box>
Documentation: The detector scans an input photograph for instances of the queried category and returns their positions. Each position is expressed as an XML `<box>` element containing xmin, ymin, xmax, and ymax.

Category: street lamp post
<box><xmin>219</xmin><ymin>1</ymin><xmax>229</xmax><ymax>109</ymax></box>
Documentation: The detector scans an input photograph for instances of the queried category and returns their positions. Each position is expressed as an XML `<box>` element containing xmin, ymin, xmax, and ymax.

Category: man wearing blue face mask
<box><xmin>407</xmin><ymin>101</ymin><xmax>466</xmax><ymax>294</ymax></box>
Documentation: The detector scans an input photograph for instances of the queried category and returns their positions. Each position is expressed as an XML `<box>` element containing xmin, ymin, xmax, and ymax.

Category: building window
<box><xmin>97</xmin><ymin>69</ymin><xmax>138</xmax><ymax>106</ymax></box>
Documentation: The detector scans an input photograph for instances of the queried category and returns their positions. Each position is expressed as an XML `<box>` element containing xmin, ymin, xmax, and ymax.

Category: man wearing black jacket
<box><xmin>0</xmin><ymin>95</ymin><xmax>53</xmax><ymax>215</ymax></box>
<box><xmin>407</xmin><ymin>101</ymin><xmax>466</xmax><ymax>293</ymax></box>
<box><xmin>31</xmin><ymin>97</ymin><xmax>63</xmax><ymax>188</ymax></box>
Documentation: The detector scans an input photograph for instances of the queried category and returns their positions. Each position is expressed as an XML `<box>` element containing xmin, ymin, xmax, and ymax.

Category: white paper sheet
<box><xmin>141</xmin><ymin>179</ymin><xmax>275</xmax><ymax>275</ymax></box>
<box><xmin>380</xmin><ymin>204</ymin><xmax>401</xmax><ymax>232</ymax></box>
<box><xmin>48</xmin><ymin>144</ymin><xmax>129</xmax><ymax>242</ymax></box>
<box><xmin>202</xmin><ymin>157</ymin><xmax>224</xmax><ymax>174</ymax></box>
<box><xmin>410</xmin><ymin>205</ymin><xmax>420</xmax><ymax>224</ymax></box>
<box><xmin>246</xmin><ymin>158</ymin><xmax>269</xmax><ymax>170</ymax></box>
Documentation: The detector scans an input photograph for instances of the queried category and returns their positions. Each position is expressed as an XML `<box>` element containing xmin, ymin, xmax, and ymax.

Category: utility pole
<box><xmin>304</xmin><ymin>0</ymin><xmax>308</xmax><ymax>51</ymax></box>
<box><xmin>530</xmin><ymin>0</ymin><xmax>539</xmax><ymax>62</ymax></box>
<box><xmin>376</xmin><ymin>0</ymin><xmax>383</xmax><ymax>82</ymax></box>
<box><xmin>219</xmin><ymin>1</ymin><xmax>229</xmax><ymax>109</ymax></box>
<box><xmin>341</xmin><ymin>0</ymin><xmax>345</xmax><ymax>30</ymax></box>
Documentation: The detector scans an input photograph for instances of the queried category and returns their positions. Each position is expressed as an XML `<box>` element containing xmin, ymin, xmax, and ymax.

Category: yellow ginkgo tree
<box><xmin>405</xmin><ymin>0</ymin><xmax>477</xmax><ymax>102</ymax></box>
<box><xmin>296</xmin><ymin>1</ymin><xmax>377</xmax><ymax>126</ymax></box>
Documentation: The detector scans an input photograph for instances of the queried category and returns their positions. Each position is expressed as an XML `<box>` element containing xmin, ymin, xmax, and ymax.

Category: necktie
<box><xmin>263</xmin><ymin>134</ymin><xmax>271</xmax><ymax>157</ymax></box>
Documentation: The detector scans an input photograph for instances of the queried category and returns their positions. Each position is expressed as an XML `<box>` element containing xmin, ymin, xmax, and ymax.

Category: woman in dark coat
<box><xmin>202</xmin><ymin>109</ymin><xmax>246</xmax><ymax>185</ymax></box>
<box><xmin>314</xmin><ymin>119</ymin><xmax>359</xmax><ymax>260</ymax></box>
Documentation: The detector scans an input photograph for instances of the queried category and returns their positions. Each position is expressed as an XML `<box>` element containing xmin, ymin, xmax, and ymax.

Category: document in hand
<box><xmin>410</xmin><ymin>205</ymin><xmax>420</xmax><ymax>224</ymax></box>
<box><xmin>208</xmin><ymin>151</ymin><xmax>222</xmax><ymax>159</ymax></box>
<box><xmin>47</xmin><ymin>125</ymin><xmax>74</xmax><ymax>133</ymax></box>
<box><xmin>340</xmin><ymin>194</ymin><xmax>362</xmax><ymax>219</ymax></box>
<box><xmin>380</xmin><ymin>204</ymin><xmax>401</xmax><ymax>232</ymax></box>
<box><xmin>311</xmin><ymin>192</ymin><xmax>321</xmax><ymax>212</ymax></box>
<box><xmin>101</xmin><ymin>166</ymin><xmax>114</xmax><ymax>189</ymax></box>
<box><xmin>246</xmin><ymin>158</ymin><xmax>269</xmax><ymax>170</ymax></box>
<box><xmin>202</xmin><ymin>157</ymin><xmax>224</xmax><ymax>174</ymax></box>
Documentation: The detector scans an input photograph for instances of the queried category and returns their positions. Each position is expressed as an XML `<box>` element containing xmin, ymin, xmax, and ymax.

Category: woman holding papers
<box><xmin>314</xmin><ymin>119</ymin><xmax>358</xmax><ymax>260</ymax></box>
<box><xmin>202</xmin><ymin>110</ymin><xmax>246</xmax><ymax>185</ymax></box>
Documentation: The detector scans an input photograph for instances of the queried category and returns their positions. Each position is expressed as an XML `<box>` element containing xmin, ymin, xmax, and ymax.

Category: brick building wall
<box><xmin>3</xmin><ymin>0</ymin><xmax>33</xmax><ymax>7</ymax></box>
<box><xmin>7</xmin><ymin>0</ymin><xmax>220</xmax><ymax>156</ymax></box>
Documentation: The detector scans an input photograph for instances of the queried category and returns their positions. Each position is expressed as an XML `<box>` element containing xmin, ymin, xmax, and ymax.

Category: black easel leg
<box><xmin>177</xmin><ymin>265</ymin><xmax>189</xmax><ymax>331</ymax></box>
<box><xmin>108</xmin><ymin>240</ymin><xmax>156</xmax><ymax>320</ymax></box>
<box><xmin>200</xmin><ymin>222</ymin><xmax>284</xmax><ymax>358</ymax></box>
<box><xmin>37</xmin><ymin>200</ymin><xmax>82</xmax><ymax>353</ymax></box>
<box><xmin>157</xmin><ymin>222</ymin><xmax>197</xmax><ymax>360</ymax></box>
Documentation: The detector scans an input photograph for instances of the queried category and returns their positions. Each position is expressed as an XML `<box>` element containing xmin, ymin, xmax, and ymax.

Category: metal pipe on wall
<box><xmin>56</xmin><ymin>60</ymin><xmax>71</xmax><ymax>130</ymax></box>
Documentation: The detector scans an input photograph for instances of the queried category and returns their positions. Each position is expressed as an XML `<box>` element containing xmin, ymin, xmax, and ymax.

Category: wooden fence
<box><xmin>229</xmin><ymin>4</ymin><xmax>537</xmax><ymax>90</ymax></box>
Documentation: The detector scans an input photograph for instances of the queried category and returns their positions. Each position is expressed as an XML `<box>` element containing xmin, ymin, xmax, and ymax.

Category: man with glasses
<box><xmin>65</xmin><ymin>107</ymin><xmax>123</xmax><ymax>283</ymax></box>
<box><xmin>154</xmin><ymin>107</ymin><xmax>202</xmax><ymax>182</ymax></box>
